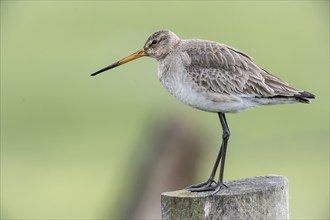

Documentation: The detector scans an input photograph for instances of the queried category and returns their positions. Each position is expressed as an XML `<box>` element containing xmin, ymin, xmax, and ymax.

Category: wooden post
<box><xmin>161</xmin><ymin>175</ymin><xmax>288</xmax><ymax>220</ymax></box>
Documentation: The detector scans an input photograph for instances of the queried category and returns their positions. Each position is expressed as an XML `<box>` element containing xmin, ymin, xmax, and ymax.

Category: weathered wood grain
<box><xmin>161</xmin><ymin>175</ymin><xmax>288</xmax><ymax>220</ymax></box>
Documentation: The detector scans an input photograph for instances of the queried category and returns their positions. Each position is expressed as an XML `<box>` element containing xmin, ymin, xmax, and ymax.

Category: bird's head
<box><xmin>91</xmin><ymin>30</ymin><xmax>180</xmax><ymax>76</ymax></box>
<box><xmin>143</xmin><ymin>30</ymin><xmax>180</xmax><ymax>60</ymax></box>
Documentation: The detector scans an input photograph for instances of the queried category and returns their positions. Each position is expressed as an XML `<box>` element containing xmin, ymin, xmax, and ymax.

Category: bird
<box><xmin>91</xmin><ymin>30</ymin><xmax>315</xmax><ymax>194</ymax></box>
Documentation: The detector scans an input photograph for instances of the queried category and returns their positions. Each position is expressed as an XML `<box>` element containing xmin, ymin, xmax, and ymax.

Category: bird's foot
<box><xmin>212</xmin><ymin>182</ymin><xmax>228</xmax><ymax>195</ymax></box>
<box><xmin>185</xmin><ymin>178</ymin><xmax>215</xmax><ymax>190</ymax></box>
<box><xmin>186</xmin><ymin>179</ymin><xmax>228</xmax><ymax>194</ymax></box>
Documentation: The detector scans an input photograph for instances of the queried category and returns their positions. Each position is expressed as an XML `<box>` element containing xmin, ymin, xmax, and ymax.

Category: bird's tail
<box><xmin>294</xmin><ymin>91</ymin><xmax>315</xmax><ymax>104</ymax></box>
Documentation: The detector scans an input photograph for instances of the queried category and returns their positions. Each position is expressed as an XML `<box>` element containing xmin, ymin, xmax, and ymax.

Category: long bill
<box><xmin>91</xmin><ymin>48</ymin><xmax>146</xmax><ymax>76</ymax></box>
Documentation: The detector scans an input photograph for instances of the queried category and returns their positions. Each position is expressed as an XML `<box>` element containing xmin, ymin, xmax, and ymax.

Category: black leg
<box><xmin>186</xmin><ymin>112</ymin><xmax>230</xmax><ymax>193</ymax></box>
<box><xmin>214</xmin><ymin>112</ymin><xmax>230</xmax><ymax>193</ymax></box>
<box><xmin>185</xmin><ymin>146</ymin><xmax>222</xmax><ymax>190</ymax></box>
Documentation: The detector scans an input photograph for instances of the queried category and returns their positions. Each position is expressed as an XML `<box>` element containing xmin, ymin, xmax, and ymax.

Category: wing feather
<box><xmin>180</xmin><ymin>40</ymin><xmax>302</xmax><ymax>98</ymax></box>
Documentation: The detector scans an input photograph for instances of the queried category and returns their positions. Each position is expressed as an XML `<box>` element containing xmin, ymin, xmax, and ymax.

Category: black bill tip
<box><xmin>91</xmin><ymin>61</ymin><xmax>120</xmax><ymax>76</ymax></box>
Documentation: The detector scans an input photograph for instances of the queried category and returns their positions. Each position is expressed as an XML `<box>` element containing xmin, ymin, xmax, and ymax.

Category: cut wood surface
<box><xmin>161</xmin><ymin>175</ymin><xmax>289</xmax><ymax>220</ymax></box>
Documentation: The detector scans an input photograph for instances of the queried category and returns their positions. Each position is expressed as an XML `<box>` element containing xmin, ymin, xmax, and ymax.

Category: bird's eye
<box><xmin>151</xmin><ymin>39</ymin><xmax>158</xmax><ymax>45</ymax></box>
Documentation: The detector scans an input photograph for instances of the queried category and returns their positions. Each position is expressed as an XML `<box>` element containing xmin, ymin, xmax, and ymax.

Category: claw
<box><xmin>212</xmin><ymin>183</ymin><xmax>228</xmax><ymax>195</ymax></box>
<box><xmin>189</xmin><ymin>185</ymin><xmax>216</xmax><ymax>192</ymax></box>
<box><xmin>186</xmin><ymin>181</ymin><xmax>228</xmax><ymax>193</ymax></box>
<box><xmin>186</xmin><ymin>178</ymin><xmax>215</xmax><ymax>190</ymax></box>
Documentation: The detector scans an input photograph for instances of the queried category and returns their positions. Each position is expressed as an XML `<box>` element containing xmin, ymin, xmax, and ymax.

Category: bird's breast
<box><xmin>158</xmin><ymin>62</ymin><xmax>240</xmax><ymax>113</ymax></box>
<box><xmin>157</xmin><ymin>58</ymin><xmax>256</xmax><ymax>113</ymax></box>
<box><xmin>158</xmin><ymin>61</ymin><xmax>203</xmax><ymax>107</ymax></box>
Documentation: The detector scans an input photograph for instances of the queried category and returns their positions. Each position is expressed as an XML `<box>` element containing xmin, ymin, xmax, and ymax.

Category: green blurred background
<box><xmin>1</xmin><ymin>1</ymin><xmax>329</xmax><ymax>219</ymax></box>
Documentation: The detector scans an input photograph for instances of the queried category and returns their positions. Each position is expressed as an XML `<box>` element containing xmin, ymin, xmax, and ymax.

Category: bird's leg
<box><xmin>213</xmin><ymin>112</ymin><xmax>230</xmax><ymax>194</ymax></box>
<box><xmin>186</xmin><ymin>112</ymin><xmax>230</xmax><ymax>193</ymax></box>
<box><xmin>185</xmin><ymin>145</ymin><xmax>222</xmax><ymax>190</ymax></box>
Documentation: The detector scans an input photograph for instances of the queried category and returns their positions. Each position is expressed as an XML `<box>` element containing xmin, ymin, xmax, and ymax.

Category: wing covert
<box><xmin>181</xmin><ymin>40</ymin><xmax>300</xmax><ymax>98</ymax></box>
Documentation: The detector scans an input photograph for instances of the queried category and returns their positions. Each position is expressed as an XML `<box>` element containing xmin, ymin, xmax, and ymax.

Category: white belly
<box><xmin>158</xmin><ymin>65</ymin><xmax>257</xmax><ymax>113</ymax></box>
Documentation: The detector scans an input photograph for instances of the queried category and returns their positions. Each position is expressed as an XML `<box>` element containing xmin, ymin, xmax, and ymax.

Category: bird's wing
<box><xmin>181</xmin><ymin>40</ymin><xmax>301</xmax><ymax>97</ymax></box>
